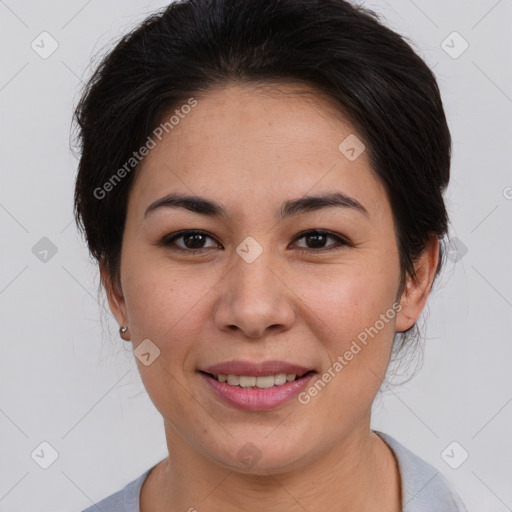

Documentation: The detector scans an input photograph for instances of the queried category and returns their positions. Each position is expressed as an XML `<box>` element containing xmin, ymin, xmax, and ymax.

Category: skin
<box><xmin>102</xmin><ymin>82</ymin><xmax>440</xmax><ymax>512</ymax></box>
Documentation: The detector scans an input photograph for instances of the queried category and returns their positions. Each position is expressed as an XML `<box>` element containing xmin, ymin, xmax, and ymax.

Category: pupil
<box><xmin>186</xmin><ymin>234</ymin><xmax>205</xmax><ymax>249</ymax></box>
<box><xmin>308</xmin><ymin>234</ymin><xmax>325</xmax><ymax>248</ymax></box>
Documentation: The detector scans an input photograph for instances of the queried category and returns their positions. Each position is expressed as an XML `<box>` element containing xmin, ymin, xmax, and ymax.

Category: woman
<box><xmin>75</xmin><ymin>0</ymin><xmax>468</xmax><ymax>510</ymax></box>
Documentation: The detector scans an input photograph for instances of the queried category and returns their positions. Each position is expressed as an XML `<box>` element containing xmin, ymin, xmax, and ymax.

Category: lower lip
<box><xmin>199</xmin><ymin>372</ymin><xmax>316</xmax><ymax>411</ymax></box>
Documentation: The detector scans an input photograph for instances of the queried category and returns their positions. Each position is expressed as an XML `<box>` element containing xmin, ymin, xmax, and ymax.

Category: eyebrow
<box><xmin>144</xmin><ymin>191</ymin><xmax>369</xmax><ymax>220</ymax></box>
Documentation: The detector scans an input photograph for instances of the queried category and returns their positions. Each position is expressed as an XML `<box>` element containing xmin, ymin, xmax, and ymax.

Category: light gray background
<box><xmin>0</xmin><ymin>0</ymin><xmax>511</xmax><ymax>510</ymax></box>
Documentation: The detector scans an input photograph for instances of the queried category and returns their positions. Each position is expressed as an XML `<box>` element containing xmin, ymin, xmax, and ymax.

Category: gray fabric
<box><xmin>82</xmin><ymin>430</ymin><xmax>468</xmax><ymax>512</ymax></box>
<box><xmin>377</xmin><ymin>432</ymin><xmax>468</xmax><ymax>512</ymax></box>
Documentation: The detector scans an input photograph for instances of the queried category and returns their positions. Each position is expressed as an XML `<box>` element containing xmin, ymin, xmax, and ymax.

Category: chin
<box><xmin>207</xmin><ymin>435</ymin><xmax>315</xmax><ymax>476</ymax></box>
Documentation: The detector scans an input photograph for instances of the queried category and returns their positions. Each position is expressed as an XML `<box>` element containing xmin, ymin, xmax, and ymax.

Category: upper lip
<box><xmin>201</xmin><ymin>360</ymin><xmax>314</xmax><ymax>377</ymax></box>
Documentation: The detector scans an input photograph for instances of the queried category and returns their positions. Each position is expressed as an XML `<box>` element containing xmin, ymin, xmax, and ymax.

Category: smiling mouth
<box><xmin>199</xmin><ymin>370</ymin><xmax>315</xmax><ymax>389</ymax></box>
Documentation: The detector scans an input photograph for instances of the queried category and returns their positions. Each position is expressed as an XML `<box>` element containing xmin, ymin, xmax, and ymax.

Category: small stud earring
<box><xmin>119</xmin><ymin>325</ymin><xmax>129</xmax><ymax>340</ymax></box>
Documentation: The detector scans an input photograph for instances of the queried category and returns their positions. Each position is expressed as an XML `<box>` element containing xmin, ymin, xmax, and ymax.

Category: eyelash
<box><xmin>159</xmin><ymin>229</ymin><xmax>350</xmax><ymax>254</ymax></box>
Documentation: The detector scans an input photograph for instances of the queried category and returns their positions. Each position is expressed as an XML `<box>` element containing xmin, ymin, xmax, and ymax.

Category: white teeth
<box><xmin>215</xmin><ymin>373</ymin><xmax>300</xmax><ymax>388</ymax></box>
<box><xmin>239</xmin><ymin>376</ymin><xmax>256</xmax><ymax>388</ymax></box>
<box><xmin>255</xmin><ymin>375</ymin><xmax>275</xmax><ymax>388</ymax></box>
<box><xmin>227</xmin><ymin>375</ymin><xmax>240</xmax><ymax>386</ymax></box>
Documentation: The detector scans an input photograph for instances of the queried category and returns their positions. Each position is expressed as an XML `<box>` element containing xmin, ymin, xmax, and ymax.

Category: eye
<box><xmin>159</xmin><ymin>230</ymin><xmax>220</xmax><ymax>252</ymax></box>
<box><xmin>159</xmin><ymin>229</ymin><xmax>350</xmax><ymax>254</ymax></box>
<box><xmin>291</xmin><ymin>229</ymin><xmax>350</xmax><ymax>253</ymax></box>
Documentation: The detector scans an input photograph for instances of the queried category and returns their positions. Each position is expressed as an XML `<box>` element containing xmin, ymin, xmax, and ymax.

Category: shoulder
<box><xmin>374</xmin><ymin>430</ymin><xmax>468</xmax><ymax>512</ymax></box>
<box><xmin>80</xmin><ymin>466</ymin><xmax>153</xmax><ymax>512</ymax></box>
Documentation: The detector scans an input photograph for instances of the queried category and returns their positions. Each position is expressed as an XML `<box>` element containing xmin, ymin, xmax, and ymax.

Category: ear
<box><xmin>395</xmin><ymin>235</ymin><xmax>440</xmax><ymax>333</ymax></box>
<box><xmin>100</xmin><ymin>258</ymin><xmax>128</xmax><ymax>328</ymax></box>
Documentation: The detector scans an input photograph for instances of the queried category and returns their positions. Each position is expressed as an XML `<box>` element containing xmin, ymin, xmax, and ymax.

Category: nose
<box><xmin>213</xmin><ymin>245</ymin><xmax>296</xmax><ymax>339</ymax></box>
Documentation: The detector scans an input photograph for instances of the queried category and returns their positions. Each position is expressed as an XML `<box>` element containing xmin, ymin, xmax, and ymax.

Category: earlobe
<box><xmin>395</xmin><ymin>236</ymin><xmax>440</xmax><ymax>333</ymax></box>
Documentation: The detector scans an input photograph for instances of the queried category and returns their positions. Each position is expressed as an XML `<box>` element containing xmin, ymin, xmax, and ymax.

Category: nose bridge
<box><xmin>232</xmin><ymin>237</ymin><xmax>280</xmax><ymax>309</ymax></box>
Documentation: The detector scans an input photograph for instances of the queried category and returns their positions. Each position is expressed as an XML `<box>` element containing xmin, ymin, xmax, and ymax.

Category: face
<box><xmin>104</xmin><ymin>82</ymin><xmax>432</xmax><ymax>475</ymax></box>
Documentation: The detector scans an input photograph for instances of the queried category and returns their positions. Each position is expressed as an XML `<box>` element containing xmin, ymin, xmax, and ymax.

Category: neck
<box><xmin>141</xmin><ymin>421</ymin><xmax>401</xmax><ymax>512</ymax></box>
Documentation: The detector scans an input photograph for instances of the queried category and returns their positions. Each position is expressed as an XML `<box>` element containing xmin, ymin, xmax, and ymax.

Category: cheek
<box><xmin>297</xmin><ymin>262</ymin><xmax>399</xmax><ymax>343</ymax></box>
<box><xmin>121</xmin><ymin>248</ymin><xmax>208</xmax><ymax>333</ymax></box>
<box><xmin>295</xmin><ymin>260</ymin><xmax>399</xmax><ymax>401</ymax></box>
<box><xmin>119</xmin><ymin>264</ymin><xmax>209</xmax><ymax>420</ymax></box>
<box><xmin>291</xmin><ymin>271</ymin><xmax>399</xmax><ymax>444</ymax></box>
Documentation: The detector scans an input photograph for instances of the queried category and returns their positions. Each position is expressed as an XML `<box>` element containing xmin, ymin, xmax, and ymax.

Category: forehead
<box><xmin>128</xmin><ymin>82</ymin><xmax>389</xmax><ymax>222</ymax></box>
